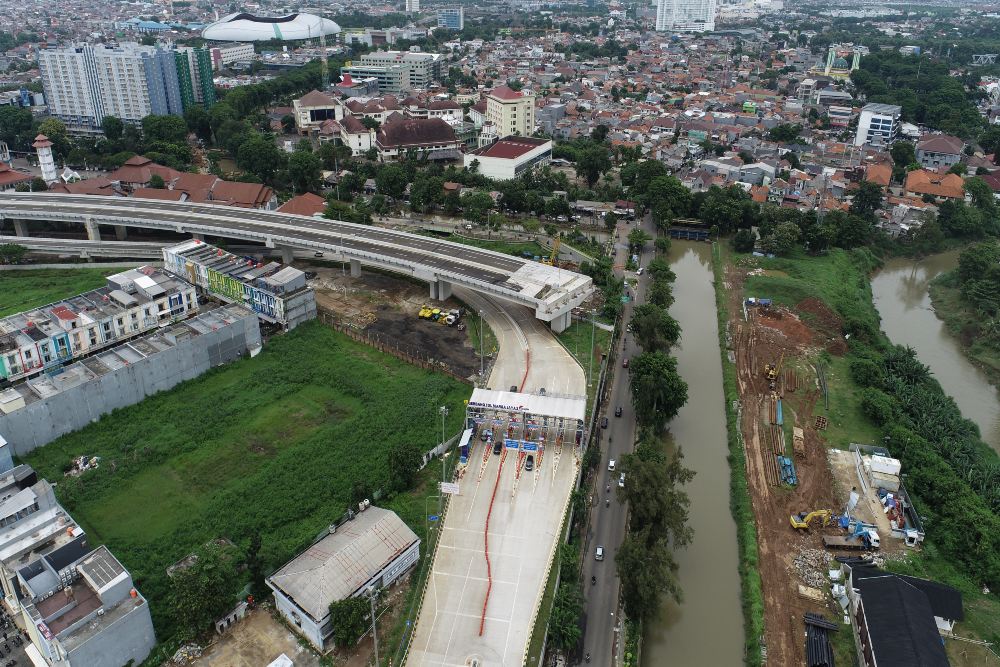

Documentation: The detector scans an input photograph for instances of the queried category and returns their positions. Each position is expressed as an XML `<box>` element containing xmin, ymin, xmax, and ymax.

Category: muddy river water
<box><xmin>871</xmin><ymin>252</ymin><xmax>1000</xmax><ymax>453</ymax></box>
<box><xmin>642</xmin><ymin>242</ymin><xmax>744</xmax><ymax>665</ymax></box>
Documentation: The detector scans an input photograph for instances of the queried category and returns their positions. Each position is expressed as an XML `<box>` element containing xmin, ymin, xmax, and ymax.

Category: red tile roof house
<box><xmin>277</xmin><ymin>192</ymin><xmax>326</xmax><ymax>217</ymax></box>
<box><xmin>375</xmin><ymin>118</ymin><xmax>461</xmax><ymax>161</ymax></box>
<box><xmin>904</xmin><ymin>169</ymin><xmax>966</xmax><ymax>202</ymax></box>
<box><xmin>0</xmin><ymin>164</ymin><xmax>33</xmax><ymax>192</ymax></box>
<box><xmin>106</xmin><ymin>156</ymin><xmax>277</xmax><ymax>209</ymax></box>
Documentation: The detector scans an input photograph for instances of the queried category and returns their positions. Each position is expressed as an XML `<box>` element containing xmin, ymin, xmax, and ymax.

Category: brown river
<box><xmin>642</xmin><ymin>242</ymin><xmax>744</xmax><ymax>665</ymax></box>
<box><xmin>870</xmin><ymin>252</ymin><xmax>1000</xmax><ymax>453</ymax></box>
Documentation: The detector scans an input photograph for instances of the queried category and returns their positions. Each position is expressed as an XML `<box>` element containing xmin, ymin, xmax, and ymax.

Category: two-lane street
<box><xmin>579</xmin><ymin>212</ymin><xmax>655</xmax><ymax>664</ymax></box>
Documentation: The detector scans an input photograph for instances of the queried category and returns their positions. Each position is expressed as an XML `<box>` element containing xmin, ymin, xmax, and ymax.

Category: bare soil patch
<box><xmin>726</xmin><ymin>264</ymin><xmax>845</xmax><ymax>667</ymax></box>
<box><xmin>309</xmin><ymin>267</ymin><xmax>481</xmax><ymax>379</ymax></box>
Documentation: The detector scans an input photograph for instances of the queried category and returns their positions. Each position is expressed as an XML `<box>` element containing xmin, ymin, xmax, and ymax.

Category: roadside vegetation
<box><xmin>616</xmin><ymin>235</ymin><xmax>694</xmax><ymax>625</ymax></box>
<box><xmin>711</xmin><ymin>242</ymin><xmax>765</xmax><ymax>666</ymax></box>
<box><xmin>0</xmin><ymin>266</ymin><xmax>117</xmax><ymax>317</ymax></box>
<box><xmin>928</xmin><ymin>241</ymin><xmax>1000</xmax><ymax>384</ymax></box>
<box><xmin>23</xmin><ymin>321</ymin><xmax>469</xmax><ymax>645</ymax></box>
<box><xmin>726</xmin><ymin>245</ymin><xmax>1000</xmax><ymax>647</ymax></box>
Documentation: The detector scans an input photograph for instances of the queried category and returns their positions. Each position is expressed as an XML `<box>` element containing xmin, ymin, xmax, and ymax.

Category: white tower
<box><xmin>478</xmin><ymin>121</ymin><xmax>498</xmax><ymax>148</ymax></box>
<box><xmin>33</xmin><ymin>134</ymin><xmax>58</xmax><ymax>184</ymax></box>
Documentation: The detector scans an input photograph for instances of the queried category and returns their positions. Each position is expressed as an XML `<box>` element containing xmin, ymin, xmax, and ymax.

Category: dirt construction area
<box><xmin>308</xmin><ymin>267</ymin><xmax>485</xmax><ymax>379</ymax></box>
<box><xmin>186</xmin><ymin>607</ymin><xmax>319</xmax><ymax>667</ymax></box>
<box><xmin>725</xmin><ymin>264</ymin><xmax>901</xmax><ymax>666</ymax></box>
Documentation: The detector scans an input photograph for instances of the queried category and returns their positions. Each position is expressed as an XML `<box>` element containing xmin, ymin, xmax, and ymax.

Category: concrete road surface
<box><xmin>579</xmin><ymin>215</ymin><xmax>654</xmax><ymax>665</ymax></box>
<box><xmin>406</xmin><ymin>292</ymin><xmax>585</xmax><ymax>666</ymax></box>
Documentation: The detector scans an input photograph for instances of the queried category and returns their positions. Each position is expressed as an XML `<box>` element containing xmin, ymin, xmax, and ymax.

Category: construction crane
<box><xmin>309</xmin><ymin>16</ymin><xmax>330</xmax><ymax>90</ymax></box>
<box><xmin>790</xmin><ymin>509</ymin><xmax>834</xmax><ymax>530</ymax></box>
<box><xmin>544</xmin><ymin>237</ymin><xmax>560</xmax><ymax>266</ymax></box>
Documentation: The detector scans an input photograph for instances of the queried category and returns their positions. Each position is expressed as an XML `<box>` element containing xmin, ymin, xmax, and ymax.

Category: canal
<box><xmin>871</xmin><ymin>251</ymin><xmax>1000</xmax><ymax>452</ymax></box>
<box><xmin>642</xmin><ymin>241</ymin><xmax>744</xmax><ymax>665</ymax></box>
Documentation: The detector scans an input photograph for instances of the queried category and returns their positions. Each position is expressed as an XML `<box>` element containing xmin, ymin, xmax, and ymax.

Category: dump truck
<box><xmin>822</xmin><ymin>528</ymin><xmax>880</xmax><ymax>551</ymax></box>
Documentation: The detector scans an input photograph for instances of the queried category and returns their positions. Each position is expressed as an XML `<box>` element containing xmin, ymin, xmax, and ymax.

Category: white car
<box><xmin>618</xmin><ymin>473</ymin><xmax>625</xmax><ymax>488</ymax></box>
<box><xmin>595</xmin><ymin>546</ymin><xmax>605</xmax><ymax>561</ymax></box>
<box><xmin>636</xmin><ymin>267</ymin><xmax>644</xmax><ymax>275</ymax></box>
<box><xmin>608</xmin><ymin>459</ymin><xmax>616</xmax><ymax>472</ymax></box>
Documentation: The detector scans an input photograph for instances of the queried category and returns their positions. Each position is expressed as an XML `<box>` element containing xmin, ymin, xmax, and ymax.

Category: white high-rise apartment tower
<box><xmin>656</xmin><ymin>0</ymin><xmax>716</xmax><ymax>32</ymax></box>
<box><xmin>406</xmin><ymin>0</ymin><xmax>420</xmax><ymax>12</ymax></box>
<box><xmin>38</xmin><ymin>43</ymin><xmax>184</xmax><ymax>130</ymax></box>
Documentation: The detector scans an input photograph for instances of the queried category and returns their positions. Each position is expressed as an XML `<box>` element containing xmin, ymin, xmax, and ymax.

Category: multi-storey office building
<box><xmin>340</xmin><ymin>51</ymin><xmax>442</xmax><ymax>94</ymax></box>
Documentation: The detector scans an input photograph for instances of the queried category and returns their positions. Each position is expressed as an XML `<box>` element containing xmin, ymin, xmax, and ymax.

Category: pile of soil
<box><xmin>796</xmin><ymin>298</ymin><xmax>848</xmax><ymax>356</ymax></box>
<box><xmin>757</xmin><ymin>307</ymin><xmax>814</xmax><ymax>348</ymax></box>
<box><xmin>796</xmin><ymin>298</ymin><xmax>843</xmax><ymax>336</ymax></box>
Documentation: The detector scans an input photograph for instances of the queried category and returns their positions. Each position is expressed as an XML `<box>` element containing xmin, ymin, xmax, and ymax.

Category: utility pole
<box><xmin>478</xmin><ymin>310</ymin><xmax>485</xmax><ymax>379</ymax></box>
<box><xmin>588</xmin><ymin>308</ymin><xmax>595</xmax><ymax>386</ymax></box>
<box><xmin>439</xmin><ymin>405</ymin><xmax>449</xmax><ymax>516</ymax></box>
<box><xmin>367</xmin><ymin>586</ymin><xmax>379</xmax><ymax>667</ymax></box>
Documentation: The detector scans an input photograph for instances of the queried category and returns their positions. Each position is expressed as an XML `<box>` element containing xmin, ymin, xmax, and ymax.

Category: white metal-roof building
<box><xmin>267</xmin><ymin>507</ymin><xmax>419</xmax><ymax>650</ymax></box>
<box><xmin>202</xmin><ymin>13</ymin><xmax>341</xmax><ymax>42</ymax></box>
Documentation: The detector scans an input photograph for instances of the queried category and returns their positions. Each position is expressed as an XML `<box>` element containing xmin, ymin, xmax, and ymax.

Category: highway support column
<box><xmin>549</xmin><ymin>310</ymin><xmax>572</xmax><ymax>333</ymax></box>
<box><xmin>12</xmin><ymin>219</ymin><xmax>28</xmax><ymax>238</ymax></box>
<box><xmin>429</xmin><ymin>279</ymin><xmax>452</xmax><ymax>301</ymax></box>
<box><xmin>83</xmin><ymin>217</ymin><xmax>99</xmax><ymax>242</ymax></box>
<box><xmin>114</xmin><ymin>225</ymin><xmax>128</xmax><ymax>241</ymax></box>
<box><xmin>350</xmin><ymin>259</ymin><xmax>361</xmax><ymax>278</ymax></box>
<box><xmin>279</xmin><ymin>246</ymin><xmax>294</xmax><ymax>264</ymax></box>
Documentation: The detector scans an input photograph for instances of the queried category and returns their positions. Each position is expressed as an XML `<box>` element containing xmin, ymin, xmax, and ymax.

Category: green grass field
<box><xmin>0</xmin><ymin>268</ymin><xmax>118</xmax><ymax>317</ymax></box>
<box><xmin>557</xmin><ymin>319</ymin><xmax>613</xmax><ymax>407</ymax></box>
<box><xmin>445</xmin><ymin>233</ymin><xmax>548</xmax><ymax>258</ymax></box>
<box><xmin>743</xmin><ymin>249</ymin><xmax>884</xmax><ymax>449</ymax></box>
<box><xmin>23</xmin><ymin>321</ymin><xmax>470</xmax><ymax>636</ymax></box>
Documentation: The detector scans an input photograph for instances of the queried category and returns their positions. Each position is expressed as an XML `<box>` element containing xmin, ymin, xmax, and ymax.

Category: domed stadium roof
<box><xmin>833</xmin><ymin>57</ymin><xmax>850</xmax><ymax>69</ymax></box>
<box><xmin>202</xmin><ymin>12</ymin><xmax>340</xmax><ymax>41</ymax></box>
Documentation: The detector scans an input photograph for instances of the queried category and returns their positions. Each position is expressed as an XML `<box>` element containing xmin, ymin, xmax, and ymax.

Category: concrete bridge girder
<box><xmin>0</xmin><ymin>198</ymin><xmax>596</xmax><ymax>329</ymax></box>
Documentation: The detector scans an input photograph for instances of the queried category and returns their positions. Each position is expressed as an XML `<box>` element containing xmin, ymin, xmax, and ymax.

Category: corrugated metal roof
<box><xmin>268</xmin><ymin>507</ymin><xmax>418</xmax><ymax>620</ymax></box>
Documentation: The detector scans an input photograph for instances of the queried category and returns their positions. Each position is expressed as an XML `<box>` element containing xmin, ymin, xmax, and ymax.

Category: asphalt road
<box><xmin>579</xmin><ymin>213</ymin><xmax>654</xmax><ymax>665</ymax></box>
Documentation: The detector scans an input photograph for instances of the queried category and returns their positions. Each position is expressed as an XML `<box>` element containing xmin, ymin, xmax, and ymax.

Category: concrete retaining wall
<box><xmin>0</xmin><ymin>310</ymin><xmax>261</xmax><ymax>455</ymax></box>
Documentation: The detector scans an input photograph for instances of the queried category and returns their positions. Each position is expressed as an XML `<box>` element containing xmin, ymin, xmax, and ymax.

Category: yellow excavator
<box><xmin>790</xmin><ymin>509</ymin><xmax>834</xmax><ymax>530</ymax></box>
<box><xmin>764</xmin><ymin>351</ymin><xmax>785</xmax><ymax>391</ymax></box>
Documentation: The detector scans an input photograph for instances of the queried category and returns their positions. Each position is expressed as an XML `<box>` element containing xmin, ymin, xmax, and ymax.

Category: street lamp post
<box><xmin>367</xmin><ymin>585</ymin><xmax>379</xmax><ymax>667</ymax></box>
<box><xmin>478</xmin><ymin>310</ymin><xmax>484</xmax><ymax>379</ymax></box>
<box><xmin>588</xmin><ymin>308</ymin><xmax>596</xmax><ymax>386</ymax></box>
<box><xmin>439</xmin><ymin>405</ymin><xmax>449</xmax><ymax>516</ymax></box>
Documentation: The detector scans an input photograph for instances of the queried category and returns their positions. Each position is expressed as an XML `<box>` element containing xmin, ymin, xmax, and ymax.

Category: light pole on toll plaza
<box><xmin>439</xmin><ymin>405</ymin><xmax>449</xmax><ymax>516</ymax></box>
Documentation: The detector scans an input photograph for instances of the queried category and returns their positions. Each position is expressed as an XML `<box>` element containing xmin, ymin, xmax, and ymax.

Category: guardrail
<box><xmin>0</xmin><ymin>198</ymin><xmax>594</xmax><ymax>320</ymax></box>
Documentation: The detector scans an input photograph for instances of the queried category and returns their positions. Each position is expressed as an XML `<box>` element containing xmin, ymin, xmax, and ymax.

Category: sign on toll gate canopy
<box><xmin>521</xmin><ymin>441</ymin><xmax>538</xmax><ymax>451</ymax></box>
<box><xmin>505</xmin><ymin>438</ymin><xmax>519</xmax><ymax>450</ymax></box>
<box><xmin>440</xmin><ymin>482</ymin><xmax>460</xmax><ymax>495</ymax></box>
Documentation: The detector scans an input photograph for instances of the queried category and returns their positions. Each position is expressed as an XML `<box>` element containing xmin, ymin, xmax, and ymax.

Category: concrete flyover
<box><xmin>0</xmin><ymin>193</ymin><xmax>594</xmax><ymax>331</ymax></box>
<box><xmin>0</xmin><ymin>235</ymin><xmax>168</xmax><ymax>259</ymax></box>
